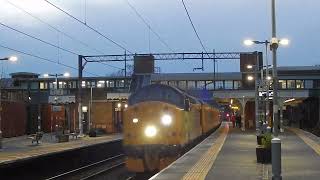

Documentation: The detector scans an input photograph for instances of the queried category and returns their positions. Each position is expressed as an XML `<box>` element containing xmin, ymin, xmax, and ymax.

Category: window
<box><xmin>215</xmin><ymin>81</ymin><xmax>224</xmax><ymax>89</ymax></box>
<box><xmin>197</xmin><ymin>81</ymin><xmax>205</xmax><ymax>89</ymax></box>
<box><xmin>168</xmin><ymin>81</ymin><xmax>177</xmax><ymax>87</ymax></box>
<box><xmin>20</xmin><ymin>82</ymin><xmax>28</xmax><ymax>89</ymax></box>
<box><xmin>187</xmin><ymin>81</ymin><xmax>196</xmax><ymax>89</ymax></box>
<box><xmin>116</xmin><ymin>80</ymin><xmax>125</xmax><ymax>87</ymax></box>
<box><xmin>206</xmin><ymin>81</ymin><xmax>215</xmax><ymax>90</ymax></box>
<box><xmin>314</xmin><ymin>80</ymin><xmax>320</xmax><ymax>89</ymax></box>
<box><xmin>233</xmin><ymin>81</ymin><xmax>242</xmax><ymax>89</ymax></box>
<box><xmin>296</xmin><ymin>80</ymin><xmax>304</xmax><ymax>89</ymax></box>
<box><xmin>160</xmin><ymin>81</ymin><xmax>168</xmax><ymax>85</ymax></box>
<box><xmin>108</xmin><ymin>80</ymin><xmax>115</xmax><ymax>87</ymax></box>
<box><xmin>225</xmin><ymin>81</ymin><xmax>233</xmax><ymax>89</ymax></box>
<box><xmin>67</xmin><ymin>81</ymin><xmax>77</xmax><ymax>89</ymax></box>
<box><xmin>81</xmin><ymin>81</ymin><xmax>86</xmax><ymax>88</ymax></box>
<box><xmin>50</xmin><ymin>82</ymin><xmax>57</xmax><ymax>89</ymax></box>
<box><xmin>178</xmin><ymin>81</ymin><xmax>187</xmax><ymax>89</ymax></box>
<box><xmin>58</xmin><ymin>81</ymin><xmax>67</xmax><ymax>89</ymax></box>
<box><xmin>278</xmin><ymin>80</ymin><xmax>287</xmax><ymax>89</ymax></box>
<box><xmin>40</xmin><ymin>82</ymin><xmax>48</xmax><ymax>90</ymax></box>
<box><xmin>97</xmin><ymin>80</ymin><xmax>105</xmax><ymax>88</ymax></box>
<box><xmin>287</xmin><ymin>80</ymin><xmax>295</xmax><ymax>89</ymax></box>
<box><xmin>305</xmin><ymin>80</ymin><xmax>313</xmax><ymax>89</ymax></box>
<box><xmin>30</xmin><ymin>82</ymin><xmax>38</xmax><ymax>90</ymax></box>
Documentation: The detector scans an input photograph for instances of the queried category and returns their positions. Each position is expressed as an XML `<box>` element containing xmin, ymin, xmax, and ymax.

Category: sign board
<box><xmin>49</xmin><ymin>95</ymin><xmax>76</xmax><ymax>104</ymax></box>
<box><xmin>259</xmin><ymin>90</ymin><xmax>273</xmax><ymax>97</ymax></box>
<box><xmin>50</xmin><ymin>89</ymin><xmax>64</xmax><ymax>96</ymax></box>
<box><xmin>107</xmin><ymin>93</ymin><xmax>130</xmax><ymax>100</ymax></box>
<box><xmin>52</xmin><ymin>105</ymin><xmax>62</xmax><ymax>112</ymax></box>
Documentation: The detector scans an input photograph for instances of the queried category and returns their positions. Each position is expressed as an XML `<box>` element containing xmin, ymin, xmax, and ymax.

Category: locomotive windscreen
<box><xmin>128</xmin><ymin>84</ymin><xmax>199</xmax><ymax>109</ymax></box>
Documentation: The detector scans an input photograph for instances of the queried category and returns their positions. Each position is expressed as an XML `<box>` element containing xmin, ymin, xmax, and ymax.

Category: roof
<box><xmin>10</xmin><ymin>72</ymin><xmax>40</xmax><ymax>78</ymax></box>
<box><xmin>151</xmin><ymin>72</ymin><xmax>242</xmax><ymax>81</ymax></box>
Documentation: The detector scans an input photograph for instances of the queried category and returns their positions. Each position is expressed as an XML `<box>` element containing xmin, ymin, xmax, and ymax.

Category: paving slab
<box><xmin>205</xmin><ymin>128</ymin><xmax>261</xmax><ymax>180</ymax></box>
<box><xmin>0</xmin><ymin>133</ymin><xmax>122</xmax><ymax>165</ymax></box>
<box><xmin>152</xmin><ymin>124</ymin><xmax>320</xmax><ymax>180</ymax></box>
<box><xmin>281</xmin><ymin>129</ymin><xmax>320</xmax><ymax>180</ymax></box>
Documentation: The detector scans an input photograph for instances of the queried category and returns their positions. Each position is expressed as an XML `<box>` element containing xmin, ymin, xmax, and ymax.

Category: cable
<box><xmin>0</xmin><ymin>19</ymin><xmax>122</xmax><ymax>70</ymax></box>
<box><xmin>0</xmin><ymin>44</ymin><xmax>100</xmax><ymax>77</ymax></box>
<box><xmin>181</xmin><ymin>0</ymin><xmax>209</xmax><ymax>55</ymax></box>
<box><xmin>124</xmin><ymin>0</ymin><xmax>175</xmax><ymax>53</ymax></box>
<box><xmin>0</xmin><ymin>22</ymin><xmax>78</xmax><ymax>56</ymax></box>
<box><xmin>5</xmin><ymin>0</ymin><xmax>105</xmax><ymax>55</ymax></box>
<box><xmin>44</xmin><ymin>0</ymin><xmax>132</xmax><ymax>53</ymax></box>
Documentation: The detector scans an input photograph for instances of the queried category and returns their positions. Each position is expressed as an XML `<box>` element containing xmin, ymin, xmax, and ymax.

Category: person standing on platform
<box><xmin>236</xmin><ymin>113</ymin><xmax>241</xmax><ymax>128</ymax></box>
<box><xmin>231</xmin><ymin>113</ymin><xmax>236</xmax><ymax>128</ymax></box>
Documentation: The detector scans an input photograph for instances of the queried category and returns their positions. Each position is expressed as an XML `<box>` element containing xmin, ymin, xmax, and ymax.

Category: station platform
<box><xmin>0</xmin><ymin>133</ymin><xmax>122</xmax><ymax>166</ymax></box>
<box><xmin>151</xmin><ymin>122</ymin><xmax>320</xmax><ymax>180</ymax></box>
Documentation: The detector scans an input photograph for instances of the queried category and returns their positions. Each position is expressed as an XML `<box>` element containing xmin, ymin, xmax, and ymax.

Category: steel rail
<box><xmin>46</xmin><ymin>154</ymin><xmax>125</xmax><ymax>180</ymax></box>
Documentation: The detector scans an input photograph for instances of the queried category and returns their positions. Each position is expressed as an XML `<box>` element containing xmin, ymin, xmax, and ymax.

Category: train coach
<box><xmin>123</xmin><ymin>84</ymin><xmax>221</xmax><ymax>172</ymax></box>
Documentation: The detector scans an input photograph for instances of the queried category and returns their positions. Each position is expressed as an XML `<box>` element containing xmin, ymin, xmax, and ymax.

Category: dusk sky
<box><xmin>0</xmin><ymin>0</ymin><xmax>319</xmax><ymax>77</ymax></box>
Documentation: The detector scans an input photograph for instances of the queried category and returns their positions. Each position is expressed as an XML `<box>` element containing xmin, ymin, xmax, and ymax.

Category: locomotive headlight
<box><xmin>161</xmin><ymin>114</ymin><xmax>172</xmax><ymax>126</ymax></box>
<box><xmin>145</xmin><ymin>126</ymin><xmax>157</xmax><ymax>137</ymax></box>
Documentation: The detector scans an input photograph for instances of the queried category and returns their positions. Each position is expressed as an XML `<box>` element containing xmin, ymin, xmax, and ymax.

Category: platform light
<box><xmin>230</xmin><ymin>99</ymin><xmax>233</xmax><ymax>105</ymax></box>
<box><xmin>124</xmin><ymin>104</ymin><xmax>128</xmax><ymax>108</ymax></box>
<box><xmin>247</xmin><ymin>65</ymin><xmax>253</xmax><ymax>69</ymax></box>
<box><xmin>132</xmin><ymin>118</ymin><xmax>139</xmax><ymax>123</ymax></box>
<box><xmin>247</xmin><ymin>76</ymin><xmax>254</xmax><ymax>81</ymax></box>
<box><xmin>8</xmin><ymin>56</ymin><xmax>18</xmax><ymax>62</ymax></box>
<box><xmin>43</xmin><ymin>74</ymin><xmax>49</xmax><ymax>77</ymax></box>
<box><xmin>161</xmin><ymin>114</ymin><xmax>172</xmax><ymax>126</ymax></box>
<box><xmin>82</xmin><ymin>106</ymin><xmax>88</xmax><ymax>112</ymax></box>
<box><xmin>117</xmin><ymin>103</ymin><xmax>121</xmax><ymax>108</ymax></box>
<box><xmin>267</xmin><ymin>76</ymin><xmax>272</xmax><ymax>80</ymax></box>
<box><xmin>244</xmin><ymin>39</ymin><xmax>254</xmax><ymax>46</ymax></box>
<box><xmin>284</xmin><ymin>98</ymin><xmax>295</xmax><ymax>103</ymax></box>
<box><xmin>63</xmin><ymin>72</ymin><xmax>70</xmax><ymax>77</ymax></box>
<box><xmin>145</xmin><ymin>126</ymin><xmax>157</xmax><ymax>137</ymax></box>
<box><xmin>279</xmin><ymin>38</ymin><xmax>289</xmax><ymax>46</ymax></box>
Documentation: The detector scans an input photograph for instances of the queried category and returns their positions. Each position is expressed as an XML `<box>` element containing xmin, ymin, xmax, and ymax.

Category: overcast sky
<box><xmin>0</xmin><ymin>0</ymin><xmax>319</xmax><ymax>77</ymax></box>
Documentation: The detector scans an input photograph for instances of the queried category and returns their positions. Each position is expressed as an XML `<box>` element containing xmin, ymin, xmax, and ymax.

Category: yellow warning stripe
<box><xmin>182</xmin><ymin>124</ymin><xmax>229</xmax><ymax>180</ymax></box>
<box><xmin>289</xmin><ymin>128</ymin><xmax>320</xmax><ymax>156</ymax></box>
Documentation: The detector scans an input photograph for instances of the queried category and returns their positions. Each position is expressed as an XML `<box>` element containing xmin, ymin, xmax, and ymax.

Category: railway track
<box><xmin>46</xmin><ymin>154</ymin><xmax>128</xmax><ymax>180</ymax></box>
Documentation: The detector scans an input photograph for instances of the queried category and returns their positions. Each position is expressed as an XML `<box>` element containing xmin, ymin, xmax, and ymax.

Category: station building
<box><xmin>1</xmin><ymin>55</ymin><xmax>320</xmax><ymax>137</ymax></box>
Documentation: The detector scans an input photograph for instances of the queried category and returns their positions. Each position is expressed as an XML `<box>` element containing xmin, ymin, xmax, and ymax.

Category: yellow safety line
<box><xmin>182</xmin><ymin>124</ymin><xmax>229</xmax><ymax>180</ymax></box>
<box><xmin>289</xmin><ymin>128</ymin><xmax>320</xmax><ymax>156</ymax></box>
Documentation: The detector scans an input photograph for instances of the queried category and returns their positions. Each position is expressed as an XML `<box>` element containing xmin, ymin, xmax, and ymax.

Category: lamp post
<box><xmin>270</xmin><ymin>0</ymin><xmax>289</xmax><ymax>179</ymax></box>
<box><xmin>244</xmin><ymin>38</ymin><xmax>288</xmax><ymax>129</ymax></box>
<box><xmin>244</xmin><ymin>40</ymin><xmax>271</xmax><ymax>124</ymax></box>
<box><xmin>246</xmin><ymin>62</ymin><xmax>262</xmax><ymax>136</ymax></box>
<box><xmin>0</xmin><ymin>56</ymin><xmax>18</xmax><ymax>149</ymax></box>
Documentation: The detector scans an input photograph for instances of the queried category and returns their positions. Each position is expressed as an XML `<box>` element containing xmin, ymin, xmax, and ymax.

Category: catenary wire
<box><xmin>5</xmin><ymin>0</ymin><xmax>104</xmax><ymax>55</ymax></box>
<box><xmin>5</xmin><ymin>0</ymin><xmax>122</xmax><ymax>70</ymax></box>
<box><xmin>0</xmin><ymin>22</ymin><xmax>78</xmax><ymax>56</ymax></box>
<box><xmin>44</xmin><ymin>0</ymin><xmax>133</xmax><ymax>54</ymax></box>
<box><xmin>124</xmin><ymin>0</ymin><xmax>175</xmax><ymax>53</ymax></box>
<box><xmin>181</xmin><ymin>0</ymin><xmax>209</xmax><ymax>55</ymax></box>
<box><xmin>0</xmin><ymin>44</ymin><xmax>100</xmax><ymax>77</ymax></box>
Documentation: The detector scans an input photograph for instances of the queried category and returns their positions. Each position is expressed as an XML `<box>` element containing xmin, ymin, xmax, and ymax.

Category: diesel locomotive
<box><xmin>123</xmin><ymin>84</ymin><xmax>221</xmax><ymax>172</ymax></box>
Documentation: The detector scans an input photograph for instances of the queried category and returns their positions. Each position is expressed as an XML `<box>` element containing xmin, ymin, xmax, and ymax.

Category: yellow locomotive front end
<box><xmin>123</xmin><ymin>84</ymin><xmax>202</xmax><ymax>172</ymax></box>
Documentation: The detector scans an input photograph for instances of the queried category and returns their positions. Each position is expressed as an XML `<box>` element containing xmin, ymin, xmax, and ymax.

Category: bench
<box><xmin>69</xmin><ymin>132</ymin><xmax>79</xmax><ymax>139</ymax></box>
<box><xmin>28</xmin><ymin>132</ymin><xmax>43</xmax><ymax>144</ymax></box>
<box><xmin>70</xmin><ymin>130</ymin><xmax>80</xmax><ymax>139</ymax></box>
